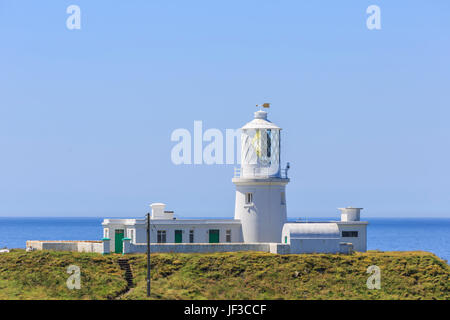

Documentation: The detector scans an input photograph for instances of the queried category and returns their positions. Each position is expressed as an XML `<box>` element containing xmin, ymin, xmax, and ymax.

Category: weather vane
<box><xmin>256</xmin><ymin>103</ymin><xmax>270</xmax><ymax>110</ymax></box>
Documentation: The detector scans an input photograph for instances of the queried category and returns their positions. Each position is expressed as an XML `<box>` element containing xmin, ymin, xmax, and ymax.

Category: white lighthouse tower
<box><xmin>233</xmin><ymin>105</ymin><xmax>289</xmax><ymax>243</ymax></box>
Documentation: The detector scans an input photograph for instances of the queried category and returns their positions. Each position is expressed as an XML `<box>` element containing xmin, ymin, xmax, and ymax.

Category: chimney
<box><xmin>339</xmin><ymin>207</ymin><xmax>362</xmax><ymax>222</ymax></box>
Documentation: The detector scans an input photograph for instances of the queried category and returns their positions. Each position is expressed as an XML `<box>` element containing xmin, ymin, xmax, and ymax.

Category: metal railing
<box><xmin>234</xmin><ymin>167</ymin><xmax>288</xmax><ymax>179</ymax></box>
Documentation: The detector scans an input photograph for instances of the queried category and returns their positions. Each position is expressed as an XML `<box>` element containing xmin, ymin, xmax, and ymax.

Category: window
<box><xmin>189</xmin><ymin>230</ymin><xmax>194</xmax><ymax>243</ymax></box>
<box><xmin>103</xmin><ymin>228</ymin><xmax>109</xmax><ymax>239</ymax></box>
<box><xmin>284</xmin><ymin>236</ymin><xmax>288</xmax><ymax>244</ymax></box>
<box><xmin>245</xmin><ymin>192</ymin><xmax>253</xmax><ymax>204</ymax></box>
<box><xmin>281</xmin><ymin>192</ymin><xmax>286</xmax><ymax>205</ymax></box>
<box><xmin>157</xmin><ymin>230</ymin><xmax>167</xmax><ymax>243</ymax></box>
<box><xmin>342</xmin><ymin>231</ymin><xmax>358</xmax><ymax>237</ymax></box>
<box><xmin>226</xmin><ymin>230</ymin><xmax>232</xmax><ymax>243</ymax></box>
<box><xmin>127</xmin><ymin>229</ymin><xmax>135</xmax><ymax>243</ymax></box>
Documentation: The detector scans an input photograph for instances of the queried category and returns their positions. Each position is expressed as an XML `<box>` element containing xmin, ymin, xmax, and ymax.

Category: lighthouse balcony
<box><xmin>234</xmin><ymin>167</ymin><xmax>288</xmax><ymax>179</ymax></box>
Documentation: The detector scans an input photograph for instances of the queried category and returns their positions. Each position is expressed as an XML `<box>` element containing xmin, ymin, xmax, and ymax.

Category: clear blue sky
<box><xmin>0</xmin><ymin>1</ymin><xmax>449</xmax><ymax>217</ymax></box>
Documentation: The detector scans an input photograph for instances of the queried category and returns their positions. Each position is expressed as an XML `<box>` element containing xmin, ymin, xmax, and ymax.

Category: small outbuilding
<box><xmin>282</xmin><ymin>223</ymin><xmax>341</xmax><ymax>254</ymax></box>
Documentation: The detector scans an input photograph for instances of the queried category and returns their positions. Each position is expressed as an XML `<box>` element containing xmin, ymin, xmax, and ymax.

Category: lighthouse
<box><xmin>34</xmin><ymin>102</ymin><xmax>368</xmax><ymax>255</ymax></box>
<box><xmin>233</xmin><ymin>106</ymin><xmax>290</xmax><ymax>243</ymax></box>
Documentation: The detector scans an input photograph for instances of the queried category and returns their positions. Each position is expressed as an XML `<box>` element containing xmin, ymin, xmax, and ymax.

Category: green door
<box><xmin>115</xmin><ymin>229</ymin><xmax>124</xmax><ymax>253</ymax></box>
<box><xmin>209</xmin><ymin>229</ymin><xmax>220</xmax><ymax>243</ymax></box>
<box><xmin>175</xmin><ymin>230</ymin><xmax>182</xmax><ymax>243</ymax></box>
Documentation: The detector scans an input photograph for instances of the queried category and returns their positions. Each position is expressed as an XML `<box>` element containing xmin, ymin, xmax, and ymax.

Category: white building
<box><xmin>101</xmin><ymin>108</ymin><xmax>368</xmax><ymax>255</ymax></box>
<box><xmin>282</xmin><ymin>208</ymin><xmax>367</xmax><ymax>253</ymax></box>
<box><xmin>102</xmin><ymin>203</ymin><xmax>243</xmax><ymax>254</ymax></box>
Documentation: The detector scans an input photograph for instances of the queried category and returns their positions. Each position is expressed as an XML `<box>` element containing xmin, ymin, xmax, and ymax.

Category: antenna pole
<box><xmin>146</xmin><ymin>212</ymin><xmax>151</xmax><ymax>297</ymax></box>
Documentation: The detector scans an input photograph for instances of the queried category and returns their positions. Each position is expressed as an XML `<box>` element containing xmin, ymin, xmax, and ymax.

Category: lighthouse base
<box><xmin>233</xmin><ymin>177</ymin><xmax>289</xmax><ymax>243</ymax></box>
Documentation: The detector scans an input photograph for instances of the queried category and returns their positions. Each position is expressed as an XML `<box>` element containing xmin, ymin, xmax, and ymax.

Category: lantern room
<box><xmin>239</xmin><ymin>109</ymin><xmax>282</xmax><ymax>178</ymax></box>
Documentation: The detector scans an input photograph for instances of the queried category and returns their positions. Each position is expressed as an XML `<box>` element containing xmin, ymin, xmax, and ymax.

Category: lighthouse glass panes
<box><xmin>241</xmin><ymin>128</ymin><xmax>280</xmax><ymax>177</ymax></box>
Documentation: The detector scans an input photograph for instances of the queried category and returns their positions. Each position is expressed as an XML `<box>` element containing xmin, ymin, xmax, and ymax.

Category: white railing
<box><xmin>234</xmin><ymin>167</ymin><xmax>288</xmax><ymax>179</ymax></box>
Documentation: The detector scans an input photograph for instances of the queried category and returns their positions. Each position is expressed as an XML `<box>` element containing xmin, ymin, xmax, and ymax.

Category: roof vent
<box><xmin>254</xmin><ymin>110</ymin><xmax>268</xmax><ymax>120</ymax></box>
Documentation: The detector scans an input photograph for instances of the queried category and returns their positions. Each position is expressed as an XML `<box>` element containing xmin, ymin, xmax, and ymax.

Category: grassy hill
<box><xmin>0</xmin><ymin>250</ymin><xmax>127</xmax><ymax>299</ymax></box>
<box><xmin>0</xmin><ymin>250</ymin><xmax>448</xmax><ymax>300</ymax></box>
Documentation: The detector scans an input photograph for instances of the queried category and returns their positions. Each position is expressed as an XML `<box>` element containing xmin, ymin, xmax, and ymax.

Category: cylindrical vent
<box><xmin>254</xmin><ymin>110</ymin><xmax>268</xmax><ymax>120</ymax></box>
<box><xmin>339</xmin><ymin>207</ymin><xmax>362</xmax><ymax>221</ymax></box>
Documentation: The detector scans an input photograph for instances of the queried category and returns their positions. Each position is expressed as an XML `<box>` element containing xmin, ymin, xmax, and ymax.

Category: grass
<box><xmin>0</xmin><ymin>250</ymin><xmax>127</xmax><ymax>300</ymax></box>
<box><xmin>0</xmin><ymin>250</ymin><xmax>448</xmax><ymax>300</ymax></box>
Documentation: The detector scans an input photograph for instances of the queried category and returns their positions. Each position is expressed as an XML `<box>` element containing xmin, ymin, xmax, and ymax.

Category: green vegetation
<box><xmin>0</xmin><ymin>250</ymin><xmax>448</xmax><ymax>300</ymax></box>
<box><xmin>0</xmin><ymin>250</ymin><xmax>127</xmax><ymax>299</ymax></box>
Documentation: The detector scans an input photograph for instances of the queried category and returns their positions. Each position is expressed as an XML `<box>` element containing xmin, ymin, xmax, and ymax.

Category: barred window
<box><xmin>157</xmin><ymin>230</ymin><xmax>167</xmax><ymax>243</ymax></box>
<box><xmin>342</xmin><ymin>231</ymin><xmax>358</xmax><ymax>237</ymax></box>
<box><xmin>226</xmin><ymin>230</ymin><xmax>232</xmax><ymax>243</ymax></box>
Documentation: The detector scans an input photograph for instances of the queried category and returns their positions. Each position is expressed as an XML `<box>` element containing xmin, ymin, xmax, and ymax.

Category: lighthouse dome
<box><xmin>241</xmin><ymin>110</ymin><xmax>281</xmax><ymax>130</ymax></box>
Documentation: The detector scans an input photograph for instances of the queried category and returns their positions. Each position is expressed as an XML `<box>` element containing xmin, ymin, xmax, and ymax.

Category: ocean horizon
<box><xmin>0</xmin><ymin>217</ymin><xmax>448</xmax><ymax>263</ymax></box>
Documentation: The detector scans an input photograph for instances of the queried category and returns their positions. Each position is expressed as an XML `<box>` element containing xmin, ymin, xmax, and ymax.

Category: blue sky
<box><xmin>0</xmin><ymin>1</ymin><xmax>449</xmax><ymax>217</ymax></box>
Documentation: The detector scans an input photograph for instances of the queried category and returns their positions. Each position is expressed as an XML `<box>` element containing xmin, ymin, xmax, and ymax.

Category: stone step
<box><xmin>117</xmin><ymin>259</ymin><xmax>134</xmax><ymax>289</ymax></box>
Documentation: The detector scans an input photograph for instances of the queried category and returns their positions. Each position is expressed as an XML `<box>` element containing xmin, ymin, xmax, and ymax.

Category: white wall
<box><xmin>134</xmin><ymin>223</ymin><xmax>243</xmax><ymax>244</ymax></box>
<box><xmin>123</xmin><ymin>242</ymin><xmax>290</xmax><ymax>254</ymax></box>
<box><xmin>234</xmin><ymin>182</ymin><xmax>287</xmax><ymax>243</ymax></box>
<box><xmin>337</xmin><ymin>223</ymin><xmax>367</xmax><ymax>252</ymax></box>
<box><xmin>289</xmin><ymin>238</ymin><xmax>339</xmax><ymax>254</ymax></box>
<box><xmin>103</xmin><ymin>220</ymin><xmax>243</xmax><ymax>250</ymax></box>
<box><xmin>26</xmin><ymin>241</ymin><xmax>103</xmax><ymax>253</ymax></box>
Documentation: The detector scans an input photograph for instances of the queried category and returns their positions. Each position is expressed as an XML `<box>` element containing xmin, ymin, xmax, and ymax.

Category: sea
<box><xmin>0</xmin><ymin>217</ymin><xmax>448</xmax><ymax>263</ymax></box>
